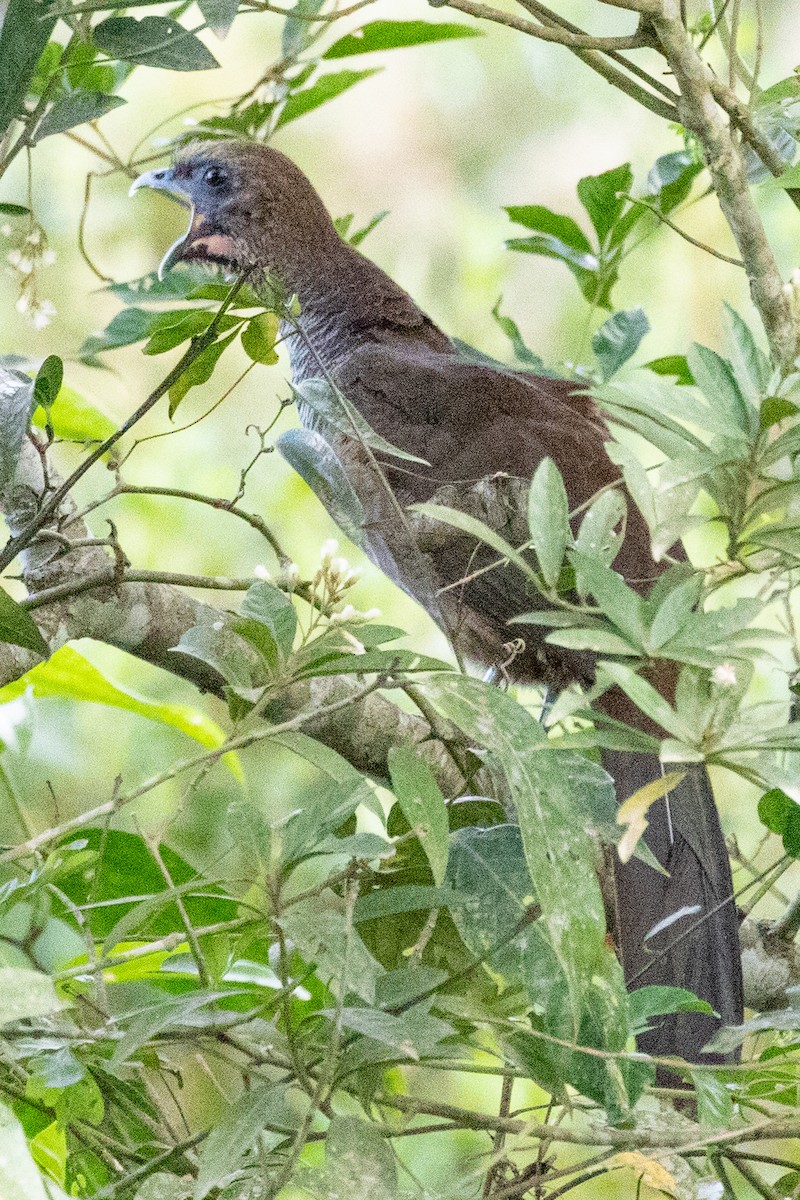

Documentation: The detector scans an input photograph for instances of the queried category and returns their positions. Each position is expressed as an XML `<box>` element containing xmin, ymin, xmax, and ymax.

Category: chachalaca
<box><xmin>132</xmin><ymin>140</ymin><xmax>743</xmax><ymax>1065</ymax></box>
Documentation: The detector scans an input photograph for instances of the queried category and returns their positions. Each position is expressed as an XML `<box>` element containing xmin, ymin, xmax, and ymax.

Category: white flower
<box><xmin>253</xmin><ymin>563</ymin><xmax>271</xmax><ymax>581</ymax></box>
<box><xmin>711</xmin><ymin>663</ymin><xmax>737</xmax><ymax>687</ymax></box>
<box><xmin>15</xmin><ymin>256</ymin><xmax>33</xmax><ymax>276</ymax></box>
<box><xmin>25</xmin><ymin>228</ymin><xmax>41</xmax><ymax>245</ymax></box>
<box><xmin>362</xmin><ymin>607</ymin><xmax>381</xmax><ymax>619</ymax></box>
<box><xmin>15</xmin><ymin>294</ymin><xmax>29</xmax><ymax>314</ymax></box>
<box><xmin>0</xmin><ymin>224</ymin><xmax>12</xmax><ymax>237</ymax></box>
<box><xmin>7</xmin><ymin>249</ymin><xmax>21</xmax><ymax>267</ymax></box>
<box><xmin>330</xmin><ymin>603</ymin><xmax>357</xmax><ymax>623</ymax></box>
<box><xmin>31</xmin><ymin>299</ymin><xmax>56</xmax><ymax>329</ymax></box>
<box><xmin>285</xmin><ymin>562</ymin><xmax>300</xmax><ymax>584</ymax></box>
<box><xmin>41</xmin><ymin>248</ymin><xmax>57</xmax><ymax>266</ymax></box>
<box><xmin>319</xmin><ymin>538</ymin><xmax>339</xmax><ymax>564</ymax></box>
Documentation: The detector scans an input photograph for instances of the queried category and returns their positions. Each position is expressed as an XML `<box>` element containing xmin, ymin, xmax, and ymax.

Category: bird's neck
<box><xmin>271</xmin><ymin>237</ymin><xmax>443</xmax><ymax>382</ymax></box>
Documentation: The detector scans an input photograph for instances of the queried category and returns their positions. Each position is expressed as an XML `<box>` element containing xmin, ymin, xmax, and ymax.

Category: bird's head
<box><xmin>130</xmin><ymin>139</ymin><xmax>338</xmax><ymax>282</ymax></box>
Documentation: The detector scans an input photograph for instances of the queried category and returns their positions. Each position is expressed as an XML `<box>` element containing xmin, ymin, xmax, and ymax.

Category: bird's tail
<box><xmin>601</xmin><ymin>750</ymin><xmax>743</xmax><ymax>1065</ymax></box>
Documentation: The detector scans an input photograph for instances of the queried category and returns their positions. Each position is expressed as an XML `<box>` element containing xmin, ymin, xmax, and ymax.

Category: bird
<box><xmin>131</xmin><ymin>139</ymin><xmax>743</xmax><ymax>1067</ymax></box>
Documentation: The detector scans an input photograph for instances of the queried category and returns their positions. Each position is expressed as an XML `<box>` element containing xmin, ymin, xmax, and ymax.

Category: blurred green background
<box><xmin>1</xmin><ymin>3</ymin><xmax>799</xmax><ymax>1192</ymax></box>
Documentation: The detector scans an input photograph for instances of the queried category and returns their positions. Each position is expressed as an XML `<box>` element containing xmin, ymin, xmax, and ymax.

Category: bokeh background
<box><xmin>1</xmin><ymin>3</ymin><xmax>799</xmax><ymax>1191</ymax></box>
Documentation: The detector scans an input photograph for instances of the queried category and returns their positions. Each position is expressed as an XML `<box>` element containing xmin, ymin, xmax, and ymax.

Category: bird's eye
<box><xmin>203</xmin><ymin>165</ymin><xmax>228</xmax><ymax>188</ymax></box>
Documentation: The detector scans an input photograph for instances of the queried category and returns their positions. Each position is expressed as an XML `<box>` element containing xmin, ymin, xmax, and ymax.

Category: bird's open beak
<box><xmin>130</xmin><ymin>167</ymin><xmax>196</xmax><ymax>280</ymax></box>
<box><xmin>129</xmin><ymin>166</ymin><xmax>236</xmax><ymax>281</ymax></box>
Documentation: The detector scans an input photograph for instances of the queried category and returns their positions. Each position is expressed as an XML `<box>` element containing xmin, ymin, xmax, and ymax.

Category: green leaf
<box><xmin>32</xmin><ymin>354</ymin><xmax>62</xmax><ymax>412</ymax></box>
<box><xmin>419</xmin><ymin>676</ymin><xmax>626</xmax><ymax>1052</ymax></box>
<box><xmin>573</xmin><ymin>489</ymin><xmax>626</xmax><ymax>579</ymax></box>
<box><xmin>136</xmin><ymin>1176</ymin><xmax>191</xmax><ymax>1200</ymax></box>
<box><xmin>388</xmin><ymin>747</ymin><xmax>449</xmax><ymax>885</ymax></box>
<box><xmin>0</xmin><ymin>1102</ymin><xmax>69</xmax><ymax>1200</ymax></box>
<box><xmin>599</xmin><ymin>661</ymin><xmax>690</xmax><ymax>740</ymax></box>
<box><xmin>276</xmin><ymin>427</ymin><xmax>366</xmax><ymax>548</ymax></box>
<box><xmin>0</xmin><ymin>967</ymin><xmax>63</xmax><ymax>1026</ymax></box>
<box><xmin>0</xmin><ymin>366</ymin><xmax>33</xmax><ymax>488</ymax></box>
<box><xmin>447</xmin><ymin>823</ymin><xmax>539</xmax><ymax>988</ymax></box>
<box><xmin>646</xmin><ymin>150</ymin><xmax>702</xmax><ymax>214</ymax></box>
<box><xmin>173</xmin><ymin>622</ymin><xmax>258</xmax><ymax>690</ymax></box>
<box><xmin>280</xmin><ymin>902</ymin><xmax>384</xmax><ymax>1002</ymax></box>
<box><xmin>0</xmin><ymin>588</ymin><xmax>48</xmax><ymax>655</ymax></box>
<box><xmin>197</xmin><ymin>0</ymin><xmax>239</xmax><ymax>38</ymax></box>
<box><xmin>0</xmin><ymin>0</ymin><xmax>57</xmax><ymax>139</ymax></box>
<box><xmin>592</xmin><ymin>307</ymin><xmax>649</xmax><ymax>380</ymax></box>
<box><xmin>628</xmin><ymin>985</ymin><xmax>713</xmax><ymax>1036</ymax></box>
<box><xmin>324</xmin><ymin>19</ymin><xmax>479</xmax><ymax>57</ymax></box>
<box><xmin>195</xmin><ymin>1083</ymin><xmax>295</xmax><ymax>1200</ymax></box>
<box><xmin>577</xmin><ymin>163</ymin><xmax>632</xmax><ymax>242</ymax></box>
<box><xmin>686</xmin><ymin>342</ymin><xmax>753</xmax><ymax>435</ymax></box>
<box><xmin>491</xmin><ymin>298</ymin><xmax>545</xmax><ymax>367</ymax></box>
<box><xmin>644</xmin><ymin>355</ymin><xmax>695</xmax><ymax>385</ymax></box>
<box><xmin>724</xmin><ymin>303</ymin><xmax>771</xmax><ymax>402</ymax></box>
<box><xmin>546</xmin><ymin>627</ymin><xmax>640</xmax><ymax>655</ymax></box>
<box><xmin>0</xmin><ymin>645</ymin><xmax>235</xmax><ymax>761</ymax></box>
<box><xmin>275</xmin><ymin>69</ymin><xmax>379</xmax><ymax>129</ymax></box>
<box><xmin>355</xmin><ymin>884</ymin><xmax>462</xmax><ymax>921</ymax></box>
<box><xmin>410</xmin><ymin>503</ymin><xmax>538</xmax><ymax>584</ymax></box>
<box><xmin>93</xmin><ymin>16</ymin><xmax>221</xmax><ymax>71</ymax></box>
<box><xmin>282</xmin><ymin>0</ymin><xmax>326</xmax><ymax>56</ymax></box>
<box><xmin>569</xmin><ymin>553</ymin><xmax>645</xmax><ymax>647</ymax></box>
<box><xmin>760</xmin><ymin>395</ymin><xmax>799</xmax><ymax>429</ymax></box>
<box><xmin>236</xmin><ymin>581</ymin><xmax>297</xmax><ymax>669</ymax></box>
<box><xmin>80</xmin><ymin>306</ymin><xmax>163</xmax><ymax>357</ymax></box>
<box><xmin>758</xmin><ymin>787</ymin><xmax>794</xmax><ymax>835</ymax></box>
<box><xmin>692</xmin><ymin>1071</ymin><xmax>734</xmax><ymax>1128</ymax></box>
<box><xmin>168</xmin><ymin>328</ymin><xmax>238</xmax><ymax>415</ymax></box>
<box><xmin>241</xmin><ymin>311</ymin><xmax>279</xmax><ymax>363</ymax></box>
<box><xmin>0</xmin><ymin>203</ymin><xmax>30</xmax><ymax>216</ymax></box>
<box><xmin>293</xmin><ymin>377</ymin><xmax>429</xmax><ymax>464</ymax></box>
<box><xmin>34</xmin><ymin>91</ymin><xmax>126</xmax><ymax>141</ymax></box>
<box><xmin>316</xmin><ymin>1117</ymin><xmax>398</xmax><ymax>1200</ymax></box>
<box><xmin>32</xmin><ymin>384</ymin><xmax>117</xmax><ymax>443</ymax></box>
<box><xmin>527</xmin><ymin>457</ymin><xmax>570</xmax><ymax>589</ymax></box>
<box><xmin>505</xmin><ymin>205</ymin><xmax>593</xmax><ymax>254</ymax></box>
<box><xmin>647</xmin><ymin>574</ymin><xmax>704</xmax><ymax>650</ymax></box>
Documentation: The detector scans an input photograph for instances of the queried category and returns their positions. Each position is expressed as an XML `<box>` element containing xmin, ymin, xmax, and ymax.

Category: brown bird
<box><xmin>131</xmin><ymin>140</ymin><xmax>743</xmax><ymax>1065</ymax></box>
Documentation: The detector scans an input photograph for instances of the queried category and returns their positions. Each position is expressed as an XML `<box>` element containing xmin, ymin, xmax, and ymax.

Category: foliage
<box><xmin>0</xmin><ymin>0</ymin><xmax>798</xmax><ymax>1198</ymax></box>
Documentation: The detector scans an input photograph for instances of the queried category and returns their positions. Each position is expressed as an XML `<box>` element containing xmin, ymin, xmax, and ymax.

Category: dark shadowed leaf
<box><xmin>282</xmin><ymin>0</ymin><xmax>326</xmax><ymax>56</ymax></box>
<box><xmin>32</xmin><ymin>355</ymin><xmax>62</xmax><ymax>413</ymax></box>
<box><xmin>93</xmin><ymin>16</ymin><xmax>221</xmax><ymax>71</ymax></box>
<box><xmin>577</xmin><ymin>163</ymin><xmax>632</xmax><ymax>241</ymax></box>
<box><xmin>197</xmin><ymin>0</ymin><xmax>239</xmax><ymax>38</ymax></box>
<box><xmin>0</xmin><ymin>592</ymin><xmax>47</xmax><ymax>666</ymax></box>
<box><xmin>646</xmin><ymin>150</ymin><xmax>702</xmax><ymax>213</ymax></box>
<box><xmin>593</xmin><ymin>307</ymin><xmax>649</xmax><ymax>380</ymax></box>
<box><xmin>0</xmin><ymin>1</ymin><xmax>58</xmax><ymax>139</ymax></box>
<box><xmin>240</xmin><ymin>582</ymin><xmax>297</xmax><ymax>655</ymax></box>
<box><xmin>324</xmin><ymin>20</ymin><xmax>479</xmax><ymax>58</ymax></box>
<box><xmin>34</xmin><ymin>91</ymin><xmax>126</xmax><ymax>141</ymax></box>
<box><xmin>168</xmin><ymin>329</ymin><xmax>238</xmax><ymax>415</ymax></box>
<box><xmin>276</xmin><ymin>427</ymin><xmax>365</xmax><ymax>547</ymax></box>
